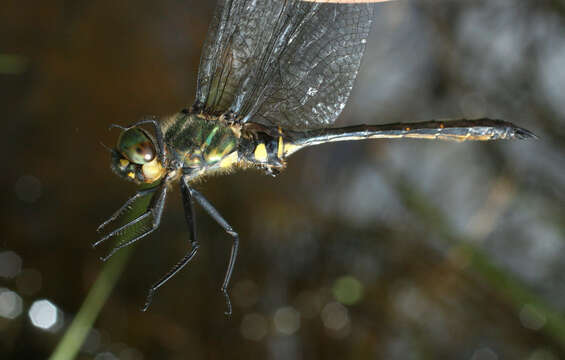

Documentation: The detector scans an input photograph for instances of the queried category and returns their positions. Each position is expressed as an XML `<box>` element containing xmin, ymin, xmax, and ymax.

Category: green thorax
<box><xmin>162</xmin><ymin>112</ymin><xmax>239</xmax><ymax>171</ymax></box>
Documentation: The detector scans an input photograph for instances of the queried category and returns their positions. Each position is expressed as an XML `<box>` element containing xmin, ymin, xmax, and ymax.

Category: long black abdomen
<box><xmin>281</xmin><ymin>118</ymin><xmax>536</xmax><ymax>157</ymax></box>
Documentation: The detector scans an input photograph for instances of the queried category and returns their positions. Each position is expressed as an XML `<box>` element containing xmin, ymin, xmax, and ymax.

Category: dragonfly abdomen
<box><xmin>280</xmin><ymin>118</ymin><xmax>536</xmax><ymax>157</ymax></box>
<box><xmin>238</xmin><ymin>123</ymin><xmax>287</xmax><ymax>172</ymax></box>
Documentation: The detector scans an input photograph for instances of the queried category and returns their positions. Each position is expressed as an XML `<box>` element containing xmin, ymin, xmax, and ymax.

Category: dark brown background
<box><xmin>2</xmin><ymin>0</ymin><xmax>564</xmax><ymax>359</ymax></box>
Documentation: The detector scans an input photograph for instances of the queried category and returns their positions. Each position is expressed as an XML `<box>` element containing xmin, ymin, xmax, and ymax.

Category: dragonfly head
<box><xmin>110</xmin><ymin>127</ymin><xmax>166</xmax><ymax>184</ymax></box>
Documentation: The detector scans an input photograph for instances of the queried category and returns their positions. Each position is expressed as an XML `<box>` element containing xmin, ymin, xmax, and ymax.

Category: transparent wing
<box><xmin>194</xmin><ymin>0</ymin><xmax>375</xmax><ymax>129</ymax></box>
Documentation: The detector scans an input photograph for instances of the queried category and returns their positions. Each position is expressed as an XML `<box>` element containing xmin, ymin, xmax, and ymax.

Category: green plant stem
<box><xmin>49</xmin><ymin>248</ymin><xmax>132</xmax><ymax>360</ymax></box>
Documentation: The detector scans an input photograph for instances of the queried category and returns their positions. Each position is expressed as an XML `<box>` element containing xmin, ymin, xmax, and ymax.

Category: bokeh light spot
<box><xmin>0</xmin><ymin>251</ymin><xmax>22</xmax><ymax>279</ymax></box>
<box><xmin>240</xmin><ymin>313</ymin><xmax>268</xmax><ymax>341</ymax></box>
<box><xmin>94</xmin><ymin>352</ymin><xmax>119</xmax><ymax>360</ymax></box>
<box><xmin>321</xmin><ymin>302</ymin><xmax>349</xmax><ymax>331</ymax></box>
<box><xmin>28</xmin><ymin>299</ymin><xmax>61</xmax><ymax>331</ymax></box>
<box><xmin>0</xmin><ymin>288</ymin><xmax>23</xmax><ymax>319</ymax></box>
<box><xmin>273</xmin><ymin>306</ymin><xmax>300</xmax><ymax>335</ymax></box>
<box><xmin>119</xmin><ymin>346</ymin><xmax>144</xmax><ymax>360</ymax></box>
<box><xmin>82</xmin><ymin>329</ymin><xmax>102</xmax><ymax>354</ymax></box>
<box><xmin>471</xmin><ymin>347</ymin><xmax>498</xmax><ymax>360</ymax></box>
<box><xmin>14</xmin><ymin>175</ymin><xmax>42</xmax><ymax>203</ymax></box>
<box><xmin>529</xmin><ymin>348</ymin><xmax>558</xmax><ymax>360</ymax></box>
<box><xmin>332</xmin><ymin>275</ymin><xmax>363</xmax><ymax>305</ymax></box>
<box><xmin>520</xmin><ymin>304</ymin><xmax>546</xmax><ymax>331</ymax></box>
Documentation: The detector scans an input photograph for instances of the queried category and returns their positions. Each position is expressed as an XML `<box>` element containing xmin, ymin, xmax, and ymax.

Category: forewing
<box><xmin>194</xmin><ymin>0</ymin><xmax>375</xmax><ymax>129</ymax></box>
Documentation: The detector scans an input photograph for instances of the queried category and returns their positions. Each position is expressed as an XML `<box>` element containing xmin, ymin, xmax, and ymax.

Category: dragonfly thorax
<box><xmin>161</xmin><ymin>112</ymin><xmax>297</xmax><ymax>182</ymax></box>
<box><xmin>162</xmin><ymin>112</ymin><xmax>242</xmax><ymax>182</ymax></box>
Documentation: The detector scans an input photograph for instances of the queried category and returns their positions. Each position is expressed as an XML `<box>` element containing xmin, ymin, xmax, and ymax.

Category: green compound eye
<box><xmin>117</xmin><ymin>128</ymin><xmax>156</xmax><ymax>164</ymax></box>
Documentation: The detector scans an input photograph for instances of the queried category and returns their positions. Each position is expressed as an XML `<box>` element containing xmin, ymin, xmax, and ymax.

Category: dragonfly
<box><xmin>95</xmin><ymin>0</ymin><xmax>535</xmax><ymax>315</ymax></box>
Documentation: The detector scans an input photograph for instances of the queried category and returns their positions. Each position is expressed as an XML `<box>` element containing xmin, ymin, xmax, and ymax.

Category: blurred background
<box><xmin>2</xmin><ymin>0</ymin><xmax>564</xmax><ymax>359</ymax></box>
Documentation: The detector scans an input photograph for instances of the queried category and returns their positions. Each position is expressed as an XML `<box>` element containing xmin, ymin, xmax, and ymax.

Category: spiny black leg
<box><xmin>190</xmin><ymin>188</ymin><xmax>239</xmax><ymax>316</ymax></box>
<box><xmin>94</xmin><ymin>212</ymin><xmax>152</xmax><ymax>250</ymax></box>
<box><xmin>96</xmin><ymin>187</ymin><xmax>159</xmax><ymax>235</ymax></box>
<box><xmin>142</xmin><ymin>176</ymin><xmax>199</xmax><ymax>311</ymax></box>
<box><xmin>264</xmin><ymin>166</ymin><xmax>281</xmax><ymax>177</ymax></box>
<box><xmin>181</xmin><ymin>178</ymin><xmax>198</xmax><ymax>250</ymax></box>
<box><xmin>98</xmin><ymin>185</ymin><xmax>168</xmax><ymax>261</ymax></box>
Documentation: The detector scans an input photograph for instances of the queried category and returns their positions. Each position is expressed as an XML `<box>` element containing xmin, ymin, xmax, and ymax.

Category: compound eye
<box><xmin>117</xmin><ymin>128</ymin><xmax>156</xmax><ymax>164</ymax></box>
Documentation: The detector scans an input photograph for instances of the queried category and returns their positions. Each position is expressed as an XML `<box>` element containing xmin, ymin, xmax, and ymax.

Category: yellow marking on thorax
<box><xmin>277</xmin><ymin>136</ymin><xmax>283</xmax><ymax>159</ymax></box>
<box><xmin>219</xmin><ymin>151</ymin><xmax>239</xmax><ymax>168</ymax></box>
<box><xmin>205</xmin><ymin>148</ymin><xmax>227</xmax><ymax>163</ymax></box>
<box><xmin>142</xmin><ymin>158</ymin><xmax>166</xmax><ymax>183</ymax></box>
<box><xmin>254</xmin><ymin>143</ymin><xmax>268</xmax><ymax>162</ymax></box>
<box><xmin>201</xmin><ymin>126</ymin><xmax>219</xmax><ymax>150</ymax></box>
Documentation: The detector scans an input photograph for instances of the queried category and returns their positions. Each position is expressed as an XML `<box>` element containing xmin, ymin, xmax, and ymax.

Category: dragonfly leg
<box><xmin>141</xmin><ymin>177</ymin><xmax>200</xmax><ymax>311</ymax></box>
<box><xmin>96</xmin><ymin>187</ymin><xmax>159</xmax><ymax>235</ymax></box>
<box><xmin>190</xmin><ymin>187</ymin><xmax>239</xmax><ymax>317</ymax></box>
<box><xmin>97</xmin><ymin>184</ymin><xmax>168</xmax><ymax>261</ymax></box>
<box><xmin>263</xmin><ymin>165</ymin><xmax>281</xmax><ymax>177</ymax></box>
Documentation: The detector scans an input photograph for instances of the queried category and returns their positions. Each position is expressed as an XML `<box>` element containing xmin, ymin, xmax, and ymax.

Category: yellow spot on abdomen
<box><xmin>283</xmin><ymin>143</ymin><xmax>300</xmax><ymax>156</ymax></box>
<box><xmin>254</xmin><ymin>143</ymin><xmax>268</xmax><ymax>162</ymax></box>
<box><xmin>127</xmin><ymin>172</ymin><xmax>135</xmax><ymax>179</ymax></box>
<box><xmin>277</xmin><ymin>137</ymin><xmax>283</xmax><ymax>159</ymax></box>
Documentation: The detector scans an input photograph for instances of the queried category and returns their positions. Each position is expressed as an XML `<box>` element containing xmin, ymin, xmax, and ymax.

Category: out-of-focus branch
<box><xmin>387</xmin><ymin>172</ymin><xmax>565</xmax><ymax>349</ymax></box>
